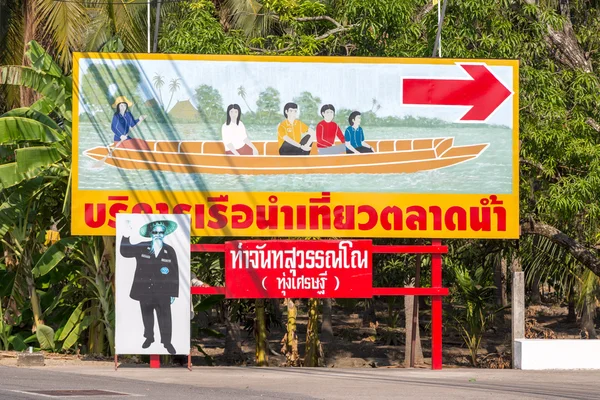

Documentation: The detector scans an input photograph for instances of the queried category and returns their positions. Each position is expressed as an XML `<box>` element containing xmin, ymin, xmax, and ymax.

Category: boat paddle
<box><xmin>92</xmin><ymin>134</ymin><xmax>128</xmax><ymax>169</ymax></box>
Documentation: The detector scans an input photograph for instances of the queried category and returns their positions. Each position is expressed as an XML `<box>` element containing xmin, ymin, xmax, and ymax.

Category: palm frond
<box><xmin>113</xmin><ymin>0</ymin><xmax>147</xmax><ymax>52</ymax></box>
<box><xmin>82</xmin><ymin>11</ymin><xmax>111</xmax><ymax>52</ymax></box>
<box><xmin>520</xmin><ymin>235</ymin><xmax>578</xmax><ymax>299</ymax></box>
<box><xmin>222</xmin><ymin>0</ymin><xmax>279</xmax><ymax>38</ymax></box>
<box><xmin>35</xmin><ymin>0</ymin><xmax>89</xmax><ymax>70</ymax></box>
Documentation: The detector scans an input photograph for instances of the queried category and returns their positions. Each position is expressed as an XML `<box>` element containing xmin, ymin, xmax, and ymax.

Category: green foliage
<box><xmin>100</xmin><ymin>36</ymin><xmax>125</xmax><ymax>53</ymax></box>
<box><xmin>195</xmin><ymin>84</ymin><xmax>225</xmax><ymax>122</ymax></box>
<box><xmin>256</xmin><ymin>87</ymin><xmax>281</xmax><ymax>122</ymax></box>
<box><xmin>0</xmin><ymin>41</ymin><xmax>72</xmax><ymax>190</ymax></box>
<box><xmin>292</xmin><ymin>91</ymin><xmax>321</xmax><ymax>125</ymax></box>
<box><xmin>159</xmin><ymin>0</ymin><xmax>248</xmax><ymax>55</ymax></box>
<box><xmin>450</xmin><ymin>265</ymin><xmax>502</xmax><ymax>367</ymax></box>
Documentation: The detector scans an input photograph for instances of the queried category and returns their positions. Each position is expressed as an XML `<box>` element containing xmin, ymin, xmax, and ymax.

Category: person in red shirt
<box><xmin>316</xmin><ymin>104</ymin><xmax>348</xmax><ymax>155</ymax></box>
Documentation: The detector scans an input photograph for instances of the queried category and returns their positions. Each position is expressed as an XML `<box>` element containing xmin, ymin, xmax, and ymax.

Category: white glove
<box><xmin>120</xmin><ymin>135</ymin><xmax>127</xmax><ymax>141</ymax></box>
<box><xmin>122</xmin><ymin>220</ymin><xmax>133</xmax><ymax>237</ymax></box>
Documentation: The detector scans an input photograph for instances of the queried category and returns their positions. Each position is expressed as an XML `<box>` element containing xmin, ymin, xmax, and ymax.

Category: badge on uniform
<box><xmin>160</xmin><ymin>267</ymin><xmax>169</xmax><ymax>274</ymax></box>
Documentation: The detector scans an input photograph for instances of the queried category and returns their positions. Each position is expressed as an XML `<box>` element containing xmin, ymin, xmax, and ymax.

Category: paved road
<box><xmin>1</xmin><ymin>365</ymin><xmax>600</xmax><ymax>399</ymax></box>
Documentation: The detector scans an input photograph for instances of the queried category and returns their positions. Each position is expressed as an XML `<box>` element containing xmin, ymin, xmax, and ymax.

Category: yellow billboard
<box><xmin>72</xmin><ymin>53</ymin><xmax>519</xmax><ymax>238</ymax></box>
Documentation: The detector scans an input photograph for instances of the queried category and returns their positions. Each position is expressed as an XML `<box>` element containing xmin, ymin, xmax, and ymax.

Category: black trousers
<box><xmin>346</xmin><ymin>146</ymin><xmax>374</xmax><ymax>154</ymax></box>
<box><xmin>279</xmin><ymin>134</ymin><xmax>312</xmax><ymax>155</ymax></box>
<box><xmin>140</xmin><ymin>298</ymin><xmax>172</xmax><ymax>344</ymax></box>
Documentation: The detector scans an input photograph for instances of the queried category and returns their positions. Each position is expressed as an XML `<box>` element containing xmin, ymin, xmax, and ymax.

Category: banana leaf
<box><xmin>62</xmin><ymin>315</ymin><xmax>93</xmax><ymax>350</ymax></box>
<box><xmin>0</xmin><ymin>116</ymin><xmax>62</xmax><ymax>144</ymax></box>
<box><xmin>33</xmin><ymin>237</ymin><xmax>80</xmax><ymax>278</ymax></box>
<box><xmin>26</xmin><ymin>40</ymin><xmax>64</xmax><ymax>78</ymax></box>
<box><xmin>0</xmin><ymin>66</ymin><xmax>70</xmax><ymax>118</ymax></box>
<box><xmin>0</xmin><ymin>177</ymin><xmax>43</xmax><ymax>237</ymax></box>
<box><xmin>30</xmin><ymin>97</ymin><xmax>56</xmax><ymax>115</ymax></box>
<box><xmin>36</xmin><ymin>324</ymin><xmax>55</xmax><ymax>350</ymax></box>
<box><xmin>57</xmin><ymin>302</ymin><xmax>85</xmax><ymax>342</ymax></box>
<box><xmin>8</xmin><ymin>335</ymin><xmax>27</xmax><ymax>351</ymax></box>
<box><xmin>0</xmin><ymin>163</ymin><xmax>22</xmax><ymax>190</ymax></box>
<box><xmin>2</xmin><ymin>107</ymin><xmax>61</xmax><ymax>130</ymax></box>
<box><xmin>15</xmin><ymin>146</ymin><xmax>64</xmax><ymax>175</ymax></box>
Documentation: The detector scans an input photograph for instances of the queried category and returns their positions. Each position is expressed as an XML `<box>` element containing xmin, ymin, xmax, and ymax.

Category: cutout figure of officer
<box><xmin>120</xmin><ymin>220</ymin><xmax>179</xmax><ymax>355</ymax></box>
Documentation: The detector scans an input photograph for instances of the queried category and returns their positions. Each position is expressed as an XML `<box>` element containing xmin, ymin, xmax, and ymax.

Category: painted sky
<box><xmin>79</xmin><ymin>57</ymin><xmax>515</xmax><ymax>127</ymax></box>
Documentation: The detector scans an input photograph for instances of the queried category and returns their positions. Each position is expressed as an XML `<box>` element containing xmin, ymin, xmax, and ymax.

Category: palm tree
<box><xmin>221</xmin><ymin>0</ymin><xmax>280</xmax><ymax>38</ymax></box>
<box><xmin>237</xmin><ymin>85</ymin><xmax>254</xmax><ymax>113</ymax></box>
<box><xmin>153</xmin><ymin>73</ymin><xmax>165</xmax><ymax>108</ymax></box>
<box><xmin>1</xmin><ymin>0</ymin><xmax>157</xmax><ymax>81</ymax></box>
<box><xmin>166</xmin><ymin>78</ymin><xmax>181</xmax><ymax>112</ymax></box>
<box><xmin>80</xmin><ymin>0</ymin><xmax>150</xmax><ymax>55</ymax></box>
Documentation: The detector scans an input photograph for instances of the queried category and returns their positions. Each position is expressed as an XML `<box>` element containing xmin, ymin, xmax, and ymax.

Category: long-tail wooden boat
<box><xmin>83</xmin><ymin>137</ymin><xmax>488</xmax><ymax>175</ymax></box>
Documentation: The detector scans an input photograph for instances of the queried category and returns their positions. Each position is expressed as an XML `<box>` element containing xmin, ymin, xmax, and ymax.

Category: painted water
<box><xmin>77</xmin><ymin>121</ymin><xmax>513</xmax><ymax>194</ymax></box>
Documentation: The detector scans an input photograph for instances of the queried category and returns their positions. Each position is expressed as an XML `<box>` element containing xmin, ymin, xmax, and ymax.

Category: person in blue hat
<box><xmin>120</xmin><ymin>219</ymin><xmax>179</xmax><ymax>355</ymax></box>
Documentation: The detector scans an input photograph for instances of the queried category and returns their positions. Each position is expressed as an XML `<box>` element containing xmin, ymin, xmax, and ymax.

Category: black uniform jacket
<box><xmin>120</xmin><ymin>237</ymin><xmax>179</xmax><ymax>301</ymax></box>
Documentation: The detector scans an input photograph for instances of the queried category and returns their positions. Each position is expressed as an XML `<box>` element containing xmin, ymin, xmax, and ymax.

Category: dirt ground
<box><xmin>0</xmin><ymin>302</ymin><xmax>584</xmax><ymax>369</ymax></box>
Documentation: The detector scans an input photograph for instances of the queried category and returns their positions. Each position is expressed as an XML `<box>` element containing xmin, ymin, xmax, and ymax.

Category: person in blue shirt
<box><xmin>111</xmin><ymin>96</ymin><xmax>149</xmax><ymax>150</ymax></box>
<box><xmin>344</xmin><ymin>111</ymin><xmax>374</xmax><ymax>154</ymax></box>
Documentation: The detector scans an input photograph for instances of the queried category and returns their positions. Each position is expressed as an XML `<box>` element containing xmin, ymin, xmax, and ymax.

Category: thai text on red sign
<box><xmin>224</xmin><ymin>240</ymin><xmax>373</xmax><ymax>298</ymax></box>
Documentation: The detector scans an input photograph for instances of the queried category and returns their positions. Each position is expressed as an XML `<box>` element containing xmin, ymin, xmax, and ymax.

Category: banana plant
<box><xmin>66</xmin><ymin>236</ymin><xmax>116</xmax><ymax>355</ymax></box>
<box><xmin>0</xmin><ymin>40</ymin><xmax>72</xmax><ymax>192</ymax></box>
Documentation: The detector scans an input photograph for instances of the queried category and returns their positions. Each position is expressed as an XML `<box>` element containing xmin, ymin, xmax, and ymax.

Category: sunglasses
<box><xmin>152</xmin><ymin>230</ymin><xmax>165</xmax><ymax>235</ymax></box>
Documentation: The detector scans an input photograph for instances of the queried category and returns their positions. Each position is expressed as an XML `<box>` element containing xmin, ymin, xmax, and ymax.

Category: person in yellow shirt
<box><xmin>277</xmin><ymin>102</ymin><xmax>315</xmax><ymax>155</ymax></box>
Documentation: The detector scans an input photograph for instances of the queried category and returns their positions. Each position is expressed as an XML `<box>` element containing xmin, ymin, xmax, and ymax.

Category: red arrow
<box><xmin>401</xmin><ymin>64</ymin><xmax>512</xmax><ymax>121</ymax></box>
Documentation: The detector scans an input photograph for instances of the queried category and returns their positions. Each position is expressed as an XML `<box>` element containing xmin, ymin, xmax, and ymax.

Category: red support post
<box><xmin>431</xmin><ymin>239</ymin><xmax>443</xmax><ymax>370</ymax></box>
<box><xmin>150</xmin><ymin>354</ymin><xmax>160</xmax><ymax>368</ymax></box>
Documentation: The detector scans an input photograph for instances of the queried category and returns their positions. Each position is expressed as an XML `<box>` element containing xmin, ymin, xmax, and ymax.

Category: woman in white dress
<box><xmin>222</xmin><ymin>104</ymin><xmax>259</xmax><ymax>155</ymax></box>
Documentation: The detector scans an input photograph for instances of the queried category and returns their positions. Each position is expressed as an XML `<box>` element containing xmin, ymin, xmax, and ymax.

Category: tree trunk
<box><xmin>223</xmin><ymin>301</ymin><xmax>244</xmax><ymax>364</ymax></box>
<box><xmin>255</xmin><ymin>299</ymin><xmax>268</xmax><ymax>366</ymax></box>
<box><xmin>321</xmin><ymin>298</ymin><xmax>333</xmax><ymax>343</ymax></box>
<box><xmin>521</xmin><ymin>222</ymin><xmax>600</xmax><ymax>278</ymax></box>
<box><xmin>522</xmin><ymin>0</ymin><xmax>593</xmax><ymax>73</ymax></box>
<box><xmin>88</xmin><ymin>301</ymin><xmax>105</xmax><ymax>355</ymax></box>
<box><xmin>530</xmin><ymin>272</ymin><xmax>542</xmax><ymax>304</ymax></box>
<box><xmin>566</xmin><ymin>298</ymin><xmax>576</xmax><ymax>323</ymax></box>
<box><xmin>281</xmin><ymin>298</ymin><xmax>299</xmax><ymax>366</ymax></box>
<box><xmin>20</xmin><ymin>0</ymin><xmax>38</xmax><ymax>107</ymax></box>
<box><xmin>495</xmin><ymin>257</ymin><xmax>508</xmax><ymax>307</ymax></box>
<box><xmin>23</xmin><ymin>248</ymin><xmax>43</xmax><ymax>329</ymax></box>
<box><xmin>27</xmin><ymin>275</ymin><xmax>43</xmax><ymax>329</ymax></box>
<box><xmin>580</xmin><ymin>296</ymin><xmax>597</xmax><ymax>339</ymax></box>
<box><xmin>404</xmin><ymin>281</ymin><xmax>423</xmax><ymax>367</ymax></box>
<box><xmin>304</xmin><ymin>298</ymin><xmax>321</xmax><ymax>367</ymax></box>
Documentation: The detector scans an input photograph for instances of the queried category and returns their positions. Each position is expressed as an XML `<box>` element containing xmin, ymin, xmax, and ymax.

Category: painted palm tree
<box><xmin>153</xmin><ymin>73</ymin><xmax>165</xmax><ymax>108</ymax></box>
<box><xmin>370</xmin><ymin>98</ymin><xmax>381</xmax><ymax>113</ymax></box>
<box><xmin>237</xmin><ymin>85</ymin><xmax>254</xmax><ymax>113</ymax></box>
<box><xmin>166</xmin><ymin>78</ymin><xmax>181</xmax><ymax>112</ymax></box>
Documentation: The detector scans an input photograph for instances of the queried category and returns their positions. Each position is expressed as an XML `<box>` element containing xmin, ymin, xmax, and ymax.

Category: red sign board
<box><xmin>224</xmin><ymin>240</ymin><xmax>372</xmax><ymax>298</ymax></box>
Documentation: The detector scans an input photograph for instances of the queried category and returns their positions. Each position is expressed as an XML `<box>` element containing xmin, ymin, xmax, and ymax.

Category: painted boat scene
<box><xmin>76</xmin><ymin>57</ymin><xmax>514</xmax><ymax>194</ymax></box>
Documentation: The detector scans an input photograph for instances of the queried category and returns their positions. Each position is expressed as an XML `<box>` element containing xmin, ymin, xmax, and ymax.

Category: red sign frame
<box><xmin>224</xmin><ymin>240</ymin><xmax>372</xmax><ymax>298</ymax></box>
